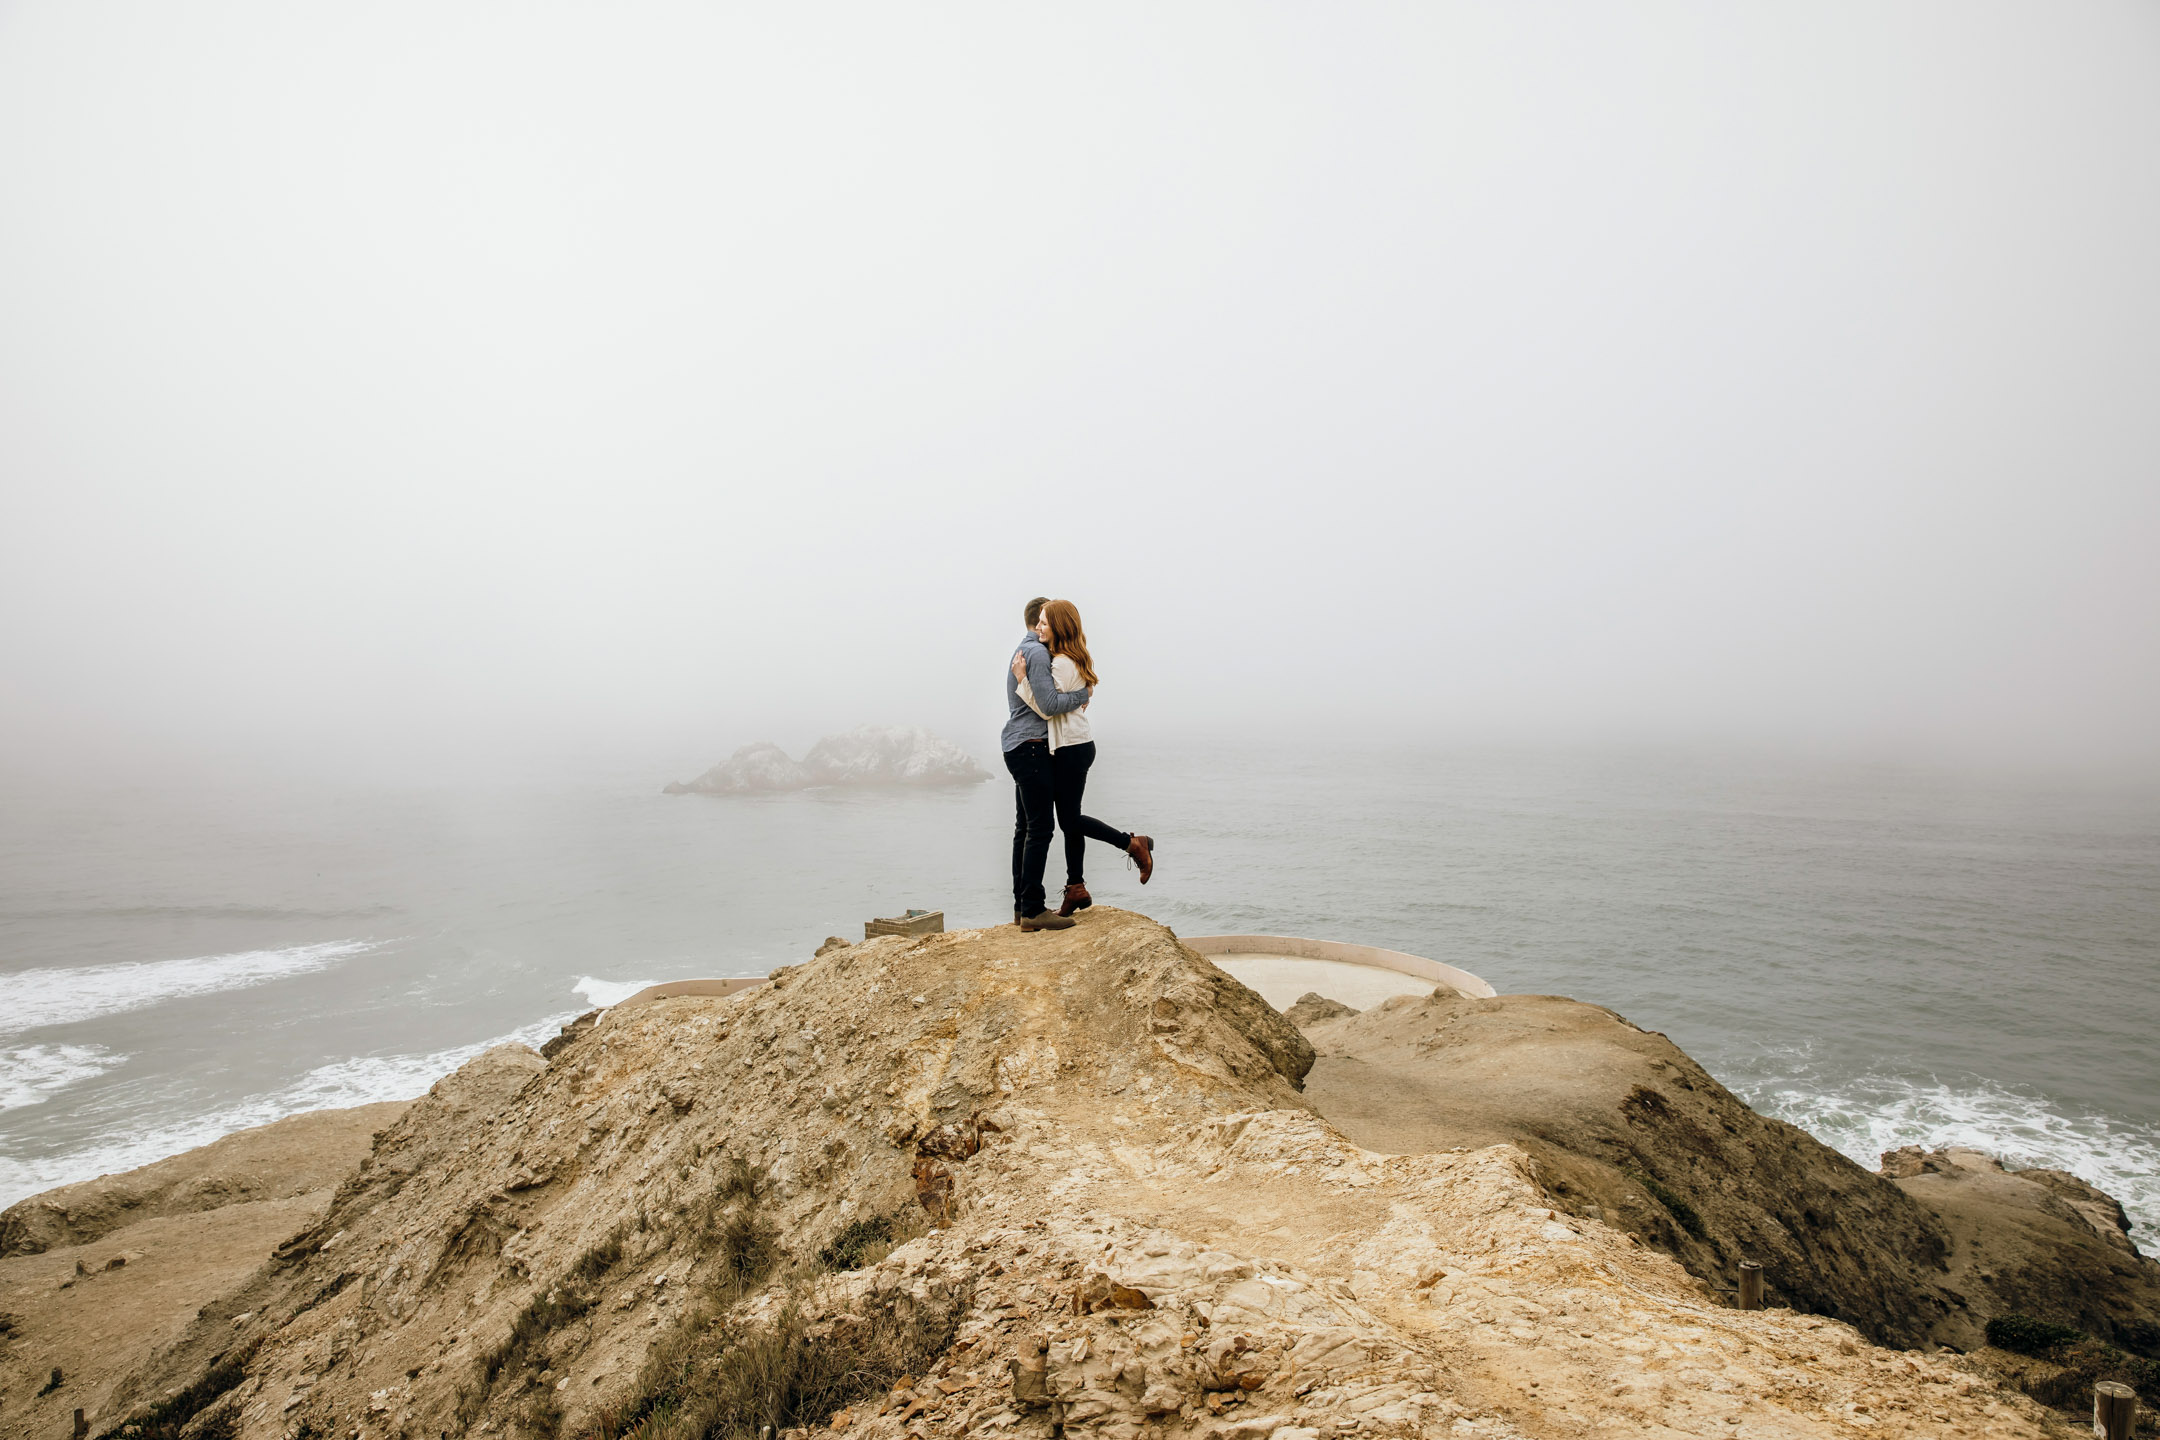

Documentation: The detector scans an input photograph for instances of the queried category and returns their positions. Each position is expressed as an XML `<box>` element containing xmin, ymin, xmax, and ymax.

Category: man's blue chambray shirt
<box><xmin>1002</xmin><ymin>633</ymin><xmax>1091</xmax><ymax>752</ymax></box>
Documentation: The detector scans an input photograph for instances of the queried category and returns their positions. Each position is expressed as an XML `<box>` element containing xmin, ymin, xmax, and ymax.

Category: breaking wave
<box><xmin>573</xmin><ymin>975</ymin><xmax>662</xmax><ymax>1008</ymax></box>
<box><xmin>1743</xmin><ymin>1070</ymin><xmax>2160</xmax><ymax>1239</ymax></box>
<box><xmin>0</xmin><ymin>1009</ymin><xmax>577</xmax><ymax>1211</ymax></box>
<box><xmin>1</xmin><ymin>940</ymin><xmax>382</xmax><ymax>1036</ymax></box>
<box><xmin>0</xmin><ymin>1044</ymin><xmax>125</xmax><ymax>1113</ymax></box>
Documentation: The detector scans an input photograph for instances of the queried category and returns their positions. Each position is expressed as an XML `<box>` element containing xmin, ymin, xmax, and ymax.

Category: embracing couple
<box><xmin>1002</xmin><ymin>597</ymin><xmax>1154</xmax><ymax>932</ymax></box>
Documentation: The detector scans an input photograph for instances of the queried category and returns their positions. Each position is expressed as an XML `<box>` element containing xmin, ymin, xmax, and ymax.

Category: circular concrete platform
<box><xmin>1181</xmin><ymin>934</ymin><xmax>1495</xmax><ymax>1012</ymax></box>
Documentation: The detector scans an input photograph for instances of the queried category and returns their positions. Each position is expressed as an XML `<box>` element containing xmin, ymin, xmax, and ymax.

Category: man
<box><xmin>1004</xmin><ymin>595</ymin><xmax>1092</xmax><ymax>931</ymax></box>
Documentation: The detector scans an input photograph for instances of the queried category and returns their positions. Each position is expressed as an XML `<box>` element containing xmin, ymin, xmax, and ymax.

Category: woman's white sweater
<box><xmin>1018</xmin><ymin>653</ymin><xmax>1092</xmax><ymax>753</ymax></box>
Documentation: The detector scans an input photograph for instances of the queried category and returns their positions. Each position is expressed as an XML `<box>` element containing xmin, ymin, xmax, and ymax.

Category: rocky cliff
<box><xmin>10</xmin><ymin>909</ymin><xmax>2149</xmax><ymax>1440</ymax></box>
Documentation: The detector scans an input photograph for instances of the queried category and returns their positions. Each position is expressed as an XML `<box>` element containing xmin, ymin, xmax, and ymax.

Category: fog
<box><xmin>3</xmin><ymin>2</ymin><xmax>2156</xmax><ymax>783</ymax></box>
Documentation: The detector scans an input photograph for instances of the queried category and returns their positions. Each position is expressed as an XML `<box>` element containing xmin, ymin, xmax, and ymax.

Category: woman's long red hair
<box><xmin>1042</xmin><ymin>600</ymin><xmax>1099</xmax><ymax>687</ymax></box>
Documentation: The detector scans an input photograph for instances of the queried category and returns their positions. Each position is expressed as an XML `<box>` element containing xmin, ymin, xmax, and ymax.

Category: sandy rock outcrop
<box><xmin>1281</xmin><ymin>994</ymin><xmax>1357</xmax><ymax>1028</ymax></box>
<box><xmin>1296</xmin><ymin>990</ymin><xmax>1971</xmax><ymax>1348</ymax></box>
<box><xmin>94</xmin><ymin>910</ymin><xmax>2082</xmax><ymax>1440</ymax></box>
<box><xmin>0</xmin><ymin>1103</ymin><xmax>409</xmax><ymax>1259</ymax></box>
<box><xmin>666</xmin><ymin>727</ymin><xmax>989</xmax><ymax>795</ymax></box>
<box><xmin>0</xmin><ymin>1102</ymin><xmax>406</xmax><ymax>1438</ymax></box>
<box><xmin>1878</xmin><ymin>1146</ymin><xmax>2160</xmax><ymax>1352</ymax></box>
<box><xmin>1294</xmin><ymin>989</ymin><xmax>2160</xmax><ymax>1359</ymax></box>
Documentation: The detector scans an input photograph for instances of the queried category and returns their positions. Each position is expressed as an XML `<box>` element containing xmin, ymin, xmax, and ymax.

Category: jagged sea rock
<box><xmin>666</xmin><ymin>726</ymin><xmax>987</xmax><ymax>795</ymax></box>
<box><xmin>95</xmin><ymin>910</ymin><xmax>2093</xmax><ymax>1440</ymax></box>
<box><xmin>801</xmin><ymin>724</ymin><xmax>990</xmax><ymax>786</ymax></box>
<box><xmin>668</xmin><ymin>740</ymin><xmax>813</xmax><ymax>794</ymax></box>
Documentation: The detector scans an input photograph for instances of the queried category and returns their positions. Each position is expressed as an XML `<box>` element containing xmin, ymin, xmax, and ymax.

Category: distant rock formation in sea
<box><xmin>664</xmin><ymin>740</ymin><xmax>810</xmax><ymax>794</ymax></box>
<box><xmin>663</xmin><ymin>725</ymin><xmax>988</xmax><ymax>795</ymax></box>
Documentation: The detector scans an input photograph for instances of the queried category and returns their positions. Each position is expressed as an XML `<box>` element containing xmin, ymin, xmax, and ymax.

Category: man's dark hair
<box><xmin>1024</xmin><ymin>596</ymin><xmax>1050</xmax><ymax>628</ymax></box>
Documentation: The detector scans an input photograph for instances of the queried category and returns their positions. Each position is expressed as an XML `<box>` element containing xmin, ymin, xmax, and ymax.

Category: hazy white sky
<box><xmin>3</xmin><ymin>2</ymin><xmax>2156</xmax><ymax>778</ymax></box>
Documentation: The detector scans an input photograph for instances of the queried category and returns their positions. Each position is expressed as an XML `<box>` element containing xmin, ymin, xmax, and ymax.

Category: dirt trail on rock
<box><xmin>29</xmin><ymin>910</ymin><xmax>2102</xmax><ymax>1439</ymax></box>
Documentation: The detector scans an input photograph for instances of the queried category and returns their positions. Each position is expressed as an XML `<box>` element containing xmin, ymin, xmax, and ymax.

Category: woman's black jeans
<box><xmin>1050</xmin><ymin>741</ymin><xmax>1131</xmax><ymax>885</ymax></box>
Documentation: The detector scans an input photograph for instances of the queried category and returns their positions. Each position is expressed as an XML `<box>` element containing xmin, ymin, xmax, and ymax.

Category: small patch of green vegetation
<box><xmin>715</xmin><ymin>1211</ymin><xmax>778</xmax><ymax>1295</ymax></box>
<box><xmin>1986</xmin><ymin>1314</ymin><xmax>2084</xmax><ymax>1355</ymax></box>
<box><xmin>104</xmin><ymin>1346</ymin><xmax>252</xmax><ymax>1440</ymax></box>
<box><xmin>586</xmin><ymin>1286</ymin><xmax>966</xmax><ymax>1440</ymax></box>
<box><xmin>570</xmin><ymin>1229</ymin><xmax>626</xmax><ymax>1286</ymax></box>
<box><xmin>716</xmin><ymin>1155</ymin><xmax>760</xmax><ymax>1205</ymax></box>
<box><xmin>816</xmin><ymin>1216</ymin><xmax>893</xmax><ymax>1272</ymax></box>
<box><xmin>2116</xmin><ymin>1318</ymin><xmax>2160</xmax><ymax>1358</ymax></box>
<box><xmin>1983</xmin><ymin>1313</ymin><xmax>2160</xmax><ymax>1410</ymax></box>
<box><xmin>1625</xmin><ymin>1168</ymin><xmax>1706</xmax><ymax>1239</ymax></box>
<box><xmin>683</xmin><ymin>1157</ymin><xmax>777</xmax><ymax>1302</ymax></box>
<box><xmin>814</xmin><ymin>1210</ymin><xmax>926</xmax><ymax>1273</ymax></box>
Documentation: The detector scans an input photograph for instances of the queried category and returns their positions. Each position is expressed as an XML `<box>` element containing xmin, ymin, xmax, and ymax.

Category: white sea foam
<box><xmin>0</xmin><ymin>1044</ymin><xmax>125</xmax><ymax>1112</ymax></box>
<box><xmin>1</xmin><ymin>940</ymin><xmax>381</xmax><ymax>1036</ymax></box>
<box><xmin>573</xmin><ymin>975</ymin><xmax>661</xmax><ymax>1008</ymax></box>
<box><xmin>1747</xmin><ymin>1073</ymin><xmax>2160</xmax><ymax>1239</ymax></box>
<box><xmin>0</xmin><ymin>1010</ymin><xmax>578</xmax><ymax>1211</ymax></box>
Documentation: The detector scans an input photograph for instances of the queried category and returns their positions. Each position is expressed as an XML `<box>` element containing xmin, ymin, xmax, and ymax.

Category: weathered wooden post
<box><xmin>2094</xmin><ymin>1380</ymin><xmax>2137</xmax><ymax>1440</ymax></box>
<box><xmin>1737</xmin><ymin>1261</ymin><xmax>1764</xmax><ymax>1311</ymax></box>
<box><xmin>72</xmin><ymin>1409</ymin><xmax>87</xmax><ymax>1440</ymax></box>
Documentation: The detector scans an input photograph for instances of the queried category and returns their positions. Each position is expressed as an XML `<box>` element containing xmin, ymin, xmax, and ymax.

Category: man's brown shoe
<box><xmin>1019</xmin><ymin>911</ymin><xmax>1076</xmax><ymax>932</ymax></box>
<box><xmin>1126</xmin><ymin>834</ymin><xmax>1155</xmax><ymax>884</ymax></box>
<box><xmin>1058</xmin><ymin>883</ymin><xmax>1092</xmax><ymax>917</ymax></box>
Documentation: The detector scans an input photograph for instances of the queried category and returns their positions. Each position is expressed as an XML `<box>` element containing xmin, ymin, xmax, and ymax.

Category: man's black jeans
<box><xmin>1050</xmin><ymin>741</ymin><xmax>1131</xmax><ymax>885</ymax></box>
<box><xmin>1004</xmin><ymin>740</ymin><xmax>1057</xmax><ymax>917</ymax></box>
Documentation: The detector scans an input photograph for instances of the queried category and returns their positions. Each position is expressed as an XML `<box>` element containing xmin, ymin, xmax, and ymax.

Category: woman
<box><xmin>1010</xmin><ymin>599</ymin><xmax>1154</xmax><ymax>916</ymax></box>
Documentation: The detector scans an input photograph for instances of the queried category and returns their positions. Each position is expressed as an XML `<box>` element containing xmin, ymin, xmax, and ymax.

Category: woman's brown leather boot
<box><xmin>1058</xmin><ymin>882</ymin><xmax>1092</xmax><ymax>917</ymax></box>
<box><xmin>1125</xmin><ymin>834</ymin><xmax>1154</xmax><ymax>884</ymax></box>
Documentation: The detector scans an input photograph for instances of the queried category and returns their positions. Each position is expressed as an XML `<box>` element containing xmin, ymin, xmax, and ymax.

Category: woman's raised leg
<box><xmin>1051</xmin><ymin>742</ymin><xmax>1098</xmax><ymax>888</ymax></box>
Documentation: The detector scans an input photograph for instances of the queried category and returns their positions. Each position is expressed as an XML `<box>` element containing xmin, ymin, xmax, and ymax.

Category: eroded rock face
<box><xmin>98</xmin><ymin>912</ymin><xmax>2075</xmax><ymax>1439</ymax></box>
<box><xmin>1296</xmin><ymin>991</ymin><xmax>2160</xmax><ymax>1357</ymax></box>
<box><xmin>1878</xmin><ymin>1146</ymin><xmax>2160</xmax><ymax>1351</ymax></box>
<box><xmin>1297</xmin><ymin>990</ymin><xmax>1970</xmax><ymax>1348</ymax></box>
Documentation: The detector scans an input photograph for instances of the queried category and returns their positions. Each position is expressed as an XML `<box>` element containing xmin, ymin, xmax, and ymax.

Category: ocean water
<box><xmin>3</xmin><ymin>743</ymin><xmax>2156</xmax><ymax>1237</ymax></box>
